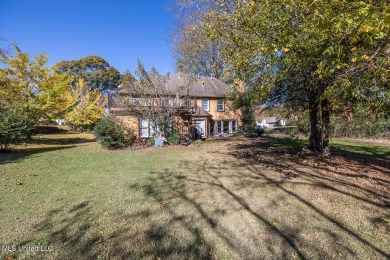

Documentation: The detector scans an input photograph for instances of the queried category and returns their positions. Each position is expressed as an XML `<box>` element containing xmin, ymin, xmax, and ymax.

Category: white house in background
<box><xmin>277</xmin><ymin>119</ymin><xmax>287</xmax><ymax>126</ymax></box>
<box><xmin>55</xmin><ymin>119</ymin><xmax>66</xmax><ymax>125</ymax></box>
<box><xmin>257</xmin><ymin>117</ymin><xmax>287</xmax><ymax>128</ymax></box>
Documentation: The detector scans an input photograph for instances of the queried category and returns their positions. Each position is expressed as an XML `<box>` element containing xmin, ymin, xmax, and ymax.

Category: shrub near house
<box><xmin>94</xmin><ymin>116</ymin><xmax>135</xmax><ymax>149</ymax></box>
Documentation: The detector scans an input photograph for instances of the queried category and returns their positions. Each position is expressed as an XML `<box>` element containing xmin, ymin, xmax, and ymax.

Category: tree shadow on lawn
<box><xmin>0</xmin><ymin>146</ymin><xmax>75</xmax><ymax>165</ymax></box>
<box><xmin>0</xmin><ymin>135</ymin><xmax>95</xmax><ymax>165</ymax></box>
<box><xmin>233</xmin><ymin>138</ymin><xmax>390</xmax><ymax>191</ymax></box>
<box><xmin>259</xmin><ymin>136</ymin><xmax>390</xmax><ymax>159</ymax></box>
<box><xmin>122</xmin><ymin>140</ymin><xmax>389</xmax><ymax>258</ymax></box>
<box><xmin>6</xmin><ymin>200</ymin><xmax>215</xmax><ymax>259</ymax></box>
<box><xmin>6</xmin><ymin>138</ymin><xmax>389</xmax><ymax>259</ymax></box>
<box><xmin>5</xmin><ymin>201</ymin><xmax>103</xmax><ymax>260</ymax></box>
<box><xmin>226</xmin><ymin>139</ymin><xmax>389</xmax><ymax>256</ymax></box>
<box><xmin>245</xmin><ymin>136</ymin><xmax>390</xmax><ymax>174</ymax></box>
<box><xmin>123</xmin><ymin>150</ymin><xmax>390</xmax><ymax>259</ymax></box>
<box><xmin>31</xmin><ymin>136</ymin><xmax>96</xmax><ymax>146</ymax></box>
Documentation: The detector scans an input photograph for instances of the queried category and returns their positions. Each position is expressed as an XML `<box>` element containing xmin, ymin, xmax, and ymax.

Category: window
<box><xmin>202</xmin><ymin>98</ymin><xmax>210</xmax><ymax>111</ymax></box>
<box><xmin>140</xmin><ymin>117</ymin><xmax>173</xmax><ymax>137</ymax></box>
<box><xmin>132</xmin><ymin>97</ymin><xmax>149</xmax><ymax>106</ymax></box>
<box><xmin>140</xmin><ymin>117</ymin><xmax>149</xmax><ymax>137</ymax></box>
<box><xmin>149</xmin><ymin>121</ymin><xmax>155</xmax><ymax>137</ymax></box>
<box><xmin>183</xmin><ymin>98</ymin><xmax>190</xmax><ymax>108</ymax></box>
<box><xmin>140</xmin><ymin>117</ymin><xmax>155</xmax><ymax>138</ymax></box>
<box><xmin>160</xmin><ymin>97</ymin><xmax>169</xmax><ymax>107</ymax></box>
<box><xmin>168</xmin><ymin>98</ymin><xmax>175</xmax><ymax>107</ymax></box>
<box><xmin>140</xmin><ymin>98</ymin><xmax>150</xmax><ymax>106</ymax></box>
<box><xmin>217</xmin><ymin>121</ymin><xmax>223</xmax><ymax>133</ymax></box>
<box><xmin>216</xmin><ymin>120</ymin><xmax>238</xmax><ymax>134</ymax></box>
<box><xmin>231</xmin><ymin>120</ymin><xmax>237</xmax><ymax>132</ymax></box>
<box><xmin>159</xmin><ymin>97</ymin><xmax>176</xmax><ymax>107</ymax></box>
<box><xmin>217</xmin><ymin>99</ymin><xmax>225</xmax><ymax>111</ymax></box>
<box><xmin>223</xmin><ymin>121</ymin><xmax>229</xmax><ymax>133</ymax></box>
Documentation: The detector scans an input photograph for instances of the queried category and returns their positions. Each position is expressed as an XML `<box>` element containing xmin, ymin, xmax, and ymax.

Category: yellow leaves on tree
<box><xmin>39</xmin><ymin>73</ymin><xmax>74</xmax><ymax>120</ymax></box>
<box><xmin>65</xmin><ymin>79</ymin><xmax>105</xmax><ymax>129</ymax></box>
<box><xmin>0</xmin><ymin>50</ymin><xmax>74</xmax><ymax>124</ymax></box>
<box><xmin>1</xmin><ymin>45</ymin><xmax>105</xmax><ymax>130</ymax></box>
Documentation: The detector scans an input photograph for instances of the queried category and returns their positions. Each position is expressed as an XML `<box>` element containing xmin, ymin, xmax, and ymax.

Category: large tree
<box><xmin>118</xmin><ymin>59</ymin><xmax>176</xmax><ymax>137</ymax></box>
<box><xmin>65</xmin><ymin>79</ymin><xmax>105</xmax><ymax>131</ymax></box>
<box><xmin>173</xmin><ymin>0</ymin><xmax>390</xmax><ymax>155</ymax></box>
<box><xmin>120</xmin><ymin>70</ymin><xmax>136</xmax><ymax>87</ymax></box>
<box><xmin>0</xmin><ymin>45</ymin><xmax>74</xmax><ymax>125</ymax></box>
<box><xmin>173</xmin><ymin>23</ymin><xmax>230</xmax><ymax>81</ymax></box>
<box><xmin>54</xmin><ymin>55</ymin><xmax>121</xmax><ymax>92</ymax></box>
<box><xmin>170</xmin><ymin>1</ymin><xmax>233</xmax><ymax>82</ymax></box>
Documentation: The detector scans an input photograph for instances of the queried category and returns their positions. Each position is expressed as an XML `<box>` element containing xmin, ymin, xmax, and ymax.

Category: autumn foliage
<box><xmin>0</xmin><ymin>44</ymin><xmax>107</xmax><ymax>150</ymax></box>
<box><xmin>65</xmin><ymin>79</ymin><xmax>105</xmax><ymax>131</ymax></box>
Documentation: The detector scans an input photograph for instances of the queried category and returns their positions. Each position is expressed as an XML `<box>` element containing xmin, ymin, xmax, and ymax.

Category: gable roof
<box><xmin>119</xmin><ymin>73</ymin><xmax>230</xmax><ymax>98</ymax></box>
<box><xmin>253</xmin><ymin>108</ymin><xmax>264</xmax><ymax>122</ymax></box>
<box><xmin>193</xmin><ymin>106</ymin><xmax>212</xmax><ymax>117</ymax></box>
<box><xmin>264</xmin><ymin>117</ymin><xmax>277</xmax><ymax>124</ymax></box>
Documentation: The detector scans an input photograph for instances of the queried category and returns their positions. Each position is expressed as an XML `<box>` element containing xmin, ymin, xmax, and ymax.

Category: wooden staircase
<box><xmin>179</xmin><ymin>134</ymin><xmax>191</xmax><ymax>146</ymax></box>
<box><xmin>177</xmin><ymin>95</ymin><xmax>205</xmax><ymax>145</ymax></box>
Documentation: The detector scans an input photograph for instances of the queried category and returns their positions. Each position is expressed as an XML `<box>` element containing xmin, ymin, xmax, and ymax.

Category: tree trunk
<box><xmin>308</xmin><ymin>99</ymin><xmax>323</xmax><ymax>152</ymax></box>
<box><xmin>321</xmin><ymin>98</ymin><xmax>331</xmax><ymax>156</ymax></box>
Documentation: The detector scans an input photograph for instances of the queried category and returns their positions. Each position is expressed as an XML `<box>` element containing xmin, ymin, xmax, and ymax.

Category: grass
<box><xmin>0</xmin><ymin>134</ymin><xmax>389</xmax><ymax>259</ymax></box>
<box><xmin>331</xmin><ymin>140</ymin><xmax>390</xmax><ymax>158</ymax></box>
<box><xmin>267</xmin><ymin>135</ymin><xmax>390</xmax><ymax>159</ymax></box>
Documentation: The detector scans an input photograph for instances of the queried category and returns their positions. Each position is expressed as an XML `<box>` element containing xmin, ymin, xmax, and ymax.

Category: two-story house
<box><xmin>108</xmin><ymin>73</ymin><xmax>241</xmax><ymax>140</ymax></box>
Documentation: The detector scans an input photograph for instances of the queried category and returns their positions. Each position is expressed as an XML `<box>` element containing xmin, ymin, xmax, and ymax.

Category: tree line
<box><xmin>0</xmin><ymin>42</ymin><xmax>125</xmax><ymax>151</ymax></box>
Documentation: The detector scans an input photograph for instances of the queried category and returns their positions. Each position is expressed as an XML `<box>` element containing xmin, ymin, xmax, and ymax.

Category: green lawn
<box><xmin>0</xmin><ymin>134</ymin><xmax>389</xmax><ymax>259</ymax></box>
<box><xmin>264</xmin><ymin>136</ymin><xmax>390</xmax><ymax>158</ymax></box>
<box><xmin>331</xmin><ymin>140</ymin><xmax>390</xmax><ymax>158</ymax></box>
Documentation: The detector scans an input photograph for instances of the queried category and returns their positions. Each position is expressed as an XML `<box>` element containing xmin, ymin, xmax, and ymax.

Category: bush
<box><xmin>94</xmin><ymin>116</ymin><xmax>135</xmax><ymax>149</ymax></box>
<box><xmin>297</xmin><ymin>117</ymin><xmax>310</xmax><ymax>136</ymax></box>
<box><xmin>167</xmin><ymin>131</ymin><xmax>180</xmax><ymax>145</ymax></box>
<box><xmin>254</xmin><ymin>128</ymin><xmax>265</xmax><ymax>136</ymax></box>
<box><xmin>0</xmin><ymin>104</ymin><xmax>33</xmax><ymax>152</ymax></box>
<box><xmin>149</xmin><ymin>136</ymin><xmax>155</xmax><ymax>146</ymax></box>
<box><xmin>124</xmin><ymin>127</ymin><xmax>136</xmax><ymax>145</ymax></box>
<box><xmin>245</xmin><ymin>124</ymin><xmax>257</xmax><ymax>134</ymax></box>
<box><xmin>284</xmin><ymin>127</ymin><xmax>300</xmax><ymax>136</ymax></box>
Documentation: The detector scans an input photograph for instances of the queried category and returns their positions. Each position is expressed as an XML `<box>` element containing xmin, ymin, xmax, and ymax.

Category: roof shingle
<box><xmin>119</xmin><ymin>73</ymin><xmax>230</xmax><ymax>98</ymax></box>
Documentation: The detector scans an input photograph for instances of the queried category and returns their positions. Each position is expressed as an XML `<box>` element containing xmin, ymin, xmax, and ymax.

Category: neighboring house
<box><xmin>108</xmin><ymin>73</ymin><xmax>241</xmax><ymax>139</ymax></box>
<box><xmin>257</xmin><ymin>118</ymin><xmax>268</xmax><ymax>128</ymax></box>
<box><xmin>261</xmin><ymin>117</ymin><xmax>277</xmax><ymax>128</ymax></box>
<box><xmin>276</xmin><ymin>119</ymin><xmax>287</xmax><ymax>126</ymax></box>
<box><xmin>54</xmin><ymin>119</ymin><xmax>65</xmax><ymax>125</ymax></box>
<box><xmin>257</xmin><ymin>117</ymin><xmax>287</xmax><ymax>128</ymax></box>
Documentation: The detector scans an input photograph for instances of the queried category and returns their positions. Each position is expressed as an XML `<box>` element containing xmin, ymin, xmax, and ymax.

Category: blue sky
<box><xmin>0</xmin><ymin>0</ymin><xmax>175</xmax><ymax>74</ymax></box>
